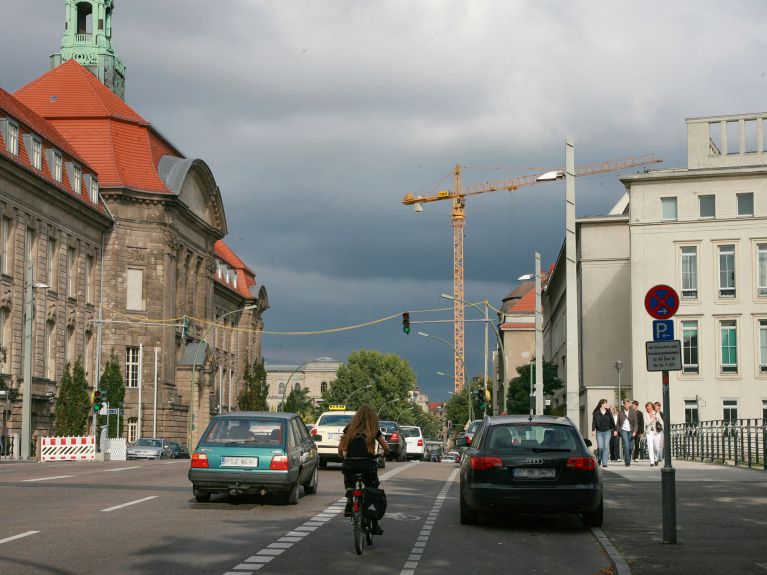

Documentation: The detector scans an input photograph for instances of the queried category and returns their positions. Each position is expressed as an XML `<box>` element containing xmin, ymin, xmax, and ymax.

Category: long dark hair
<box><xmin>593</xmin><ymin>398</ymin><xmax>608</xmax><ymax>413</ymax></box>
<box><xmin>338</xmin><ymin>404</ymin><xmax>379</xmax><ymax>455</ymax></box>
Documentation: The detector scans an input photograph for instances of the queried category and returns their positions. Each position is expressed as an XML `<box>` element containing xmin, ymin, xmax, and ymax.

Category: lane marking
<box><xmin>591</xmin><ymin>527</ymin><xmax>632</xmax><ymax>575</ymax></box>
<box><xmin>399</xmin><ymin>467</ymin><xmax>459</xmax><ymax>575</ymax></box>
<box><xmin>220</xmin><ymin>461</ymin><xmax>420</xmax><ymax>574</ymax></box>
<box><xmin>22</xmin><ymin>475</ymin><xmax>73</xmax><ymax>482</ymax></box>
<box><xmin>103</xmin><ymin>466</ymin><xmax>142</xmax><ymax>472</ymax></box>
<box><xmin>0</xmin><ymin>531</ymin><xmax>39</xmax><ymax>545</ymax></box>
<box><xmin>101</xmin><ymin>495</ymin><xmax>158</xmax><ymax>512</ymax></box>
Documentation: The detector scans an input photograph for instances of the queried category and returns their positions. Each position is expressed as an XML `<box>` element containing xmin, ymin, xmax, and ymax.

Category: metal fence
<box><xmin>670</xmin><ymin>419</ymin><xmax>766</xmax><ymax>470</ymax></box>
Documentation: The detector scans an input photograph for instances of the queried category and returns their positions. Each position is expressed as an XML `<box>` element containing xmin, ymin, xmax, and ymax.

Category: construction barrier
<box><xmin>41</xmin><ymin>436</ymin><xmax>96</xmax><ymax>462</ymax></box>
<box><xmin>103</xmin><ymin>438</ymin><xmax>127</xmax><ymax>461</ymax></box>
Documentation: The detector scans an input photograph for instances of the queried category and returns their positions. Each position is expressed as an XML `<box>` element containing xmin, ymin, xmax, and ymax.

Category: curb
<box><xmin>591</xmin><ymin>527</ymin><xmax>631</xmax><ymax>575</ymax></box>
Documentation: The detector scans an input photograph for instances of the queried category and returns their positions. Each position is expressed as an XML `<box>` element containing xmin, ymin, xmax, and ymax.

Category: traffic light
<box><xmin>181</xmin><ymin>316</ymin><xmax>190</xmax><ymax>338</ymax></box>
<box><xmin>402</xmin><ymin>312</ymin><xmax>411</xmax><ymax>335</ymax></box>
<box><xmin>93</xmin><ymin>390</ymin><xmax>103</xmax><ymax>414</ymax></box>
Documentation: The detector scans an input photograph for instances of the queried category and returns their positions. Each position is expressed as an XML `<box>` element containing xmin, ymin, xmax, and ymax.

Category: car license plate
<box><xmin>328</xmin><ymin>433</ymin><xmax>341</xmax><ymax>440</ymax></box>
<box><xmin>220</xmin><ymin>457</ymin><xmax>259</xmax><ymax>467</ymax></box>
<box><xmin>513</xmin><ymin>468</ymin><xmax>555</xmax><ymax>479</ymax></box>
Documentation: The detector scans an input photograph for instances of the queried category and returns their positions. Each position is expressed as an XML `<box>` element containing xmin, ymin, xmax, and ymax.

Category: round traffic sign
<box><xmin>644</xmin><ymin>284</ymin><xmax>679</xmax><ymax>319</ymax></box>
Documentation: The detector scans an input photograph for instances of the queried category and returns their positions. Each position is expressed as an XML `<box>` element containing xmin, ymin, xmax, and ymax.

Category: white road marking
<box><xmin>101</xmin><ymin>495</ymin><xmax>158</xmax><ymax>512</ymax></box>
<box><xmin>103</xmin><ymin>466</ymin><xmax>142</xmax><ymax>472</ymax></box>
<box><xmin>0</xmin><ymin>531</ymin><xmax>39</xmax><ymax>545</ymax></box>
<box><xmin>399</xmin><ymin>467</ymin><xmax>459</xmax><ymax>575</ymax></box>
<box><xmin>22</xmin><ymin>475</ymin><xmax>73</xmax><ymax>482</ymax></box>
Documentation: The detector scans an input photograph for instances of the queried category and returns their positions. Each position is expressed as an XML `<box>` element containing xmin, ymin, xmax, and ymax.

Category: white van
<box><xmin>400</xmin><ymin>425</ymin><xmax>424</xmax><ymax>460</ymax></box>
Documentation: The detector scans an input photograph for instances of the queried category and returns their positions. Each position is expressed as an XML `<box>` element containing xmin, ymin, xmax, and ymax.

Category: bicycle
<box><xmin>350</xmin><ymin>473</ymin><xmax>374</xmax><ymax>554</ymax></box>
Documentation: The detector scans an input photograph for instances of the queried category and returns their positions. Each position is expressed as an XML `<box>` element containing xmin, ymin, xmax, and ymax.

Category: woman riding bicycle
<box><xmin>338</xmin><ymin>404</ymin><xmax>389</xmax><ymax>535</ymax></box>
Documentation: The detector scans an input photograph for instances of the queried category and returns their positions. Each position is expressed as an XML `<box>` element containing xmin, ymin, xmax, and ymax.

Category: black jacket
<box><xmin>592</xmin><ymin>409</ymin><xmax>616</xmax><ymax>433</ymax></box>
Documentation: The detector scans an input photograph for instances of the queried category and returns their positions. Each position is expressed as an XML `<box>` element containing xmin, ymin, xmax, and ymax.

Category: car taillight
<box><xmin>390</xmin><ymin>432</ymin><xmax>399</xmax><ymax>442</ymax></box>
<box><xmin>191</xmin><ymin>453</ymin><xmax>209</xmax><ymax>468</ymax></box>
<box><xmin>270</xmin><ymin>455</ymin><xmax>289</xmax><ymax>470</ymax></box>
<box><xmin>470</xmin><ymin>456</ymin><xmax>503</xmax><ymax>470</ymax></box>
<box><xmin>566</xmin><ymin>456</ymin><xmax>596</xmax><ymax>471</ymax></box>
<box><xmin>417</xmin><ymin>439</ymin><xmax>423</xmax><ymax>447</ymax></box>
<box><xmin>310</xmin><ymin>428</ymin><xmax>318</xmax><ymax>436</ymax></box>
<box><xmin>466</xmin><ymin>436</ymin><xmax>472</xmax><ymax>445</ymax></box>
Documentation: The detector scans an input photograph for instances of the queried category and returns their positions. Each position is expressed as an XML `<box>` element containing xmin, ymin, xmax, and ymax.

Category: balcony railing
<box><xmin>74</xmin><ymin>33</ymin><xmax>92</xmax><ymax>44</ymax></box>
<box><xmin>670</xmin><ymin>419</ymin><xmax>766</xmax><ymax>470</ymax></box>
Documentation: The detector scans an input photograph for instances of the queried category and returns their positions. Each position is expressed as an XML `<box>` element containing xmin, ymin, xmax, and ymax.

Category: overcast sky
<box><xmin>3</xmin><ymin>1</ymin><xmax>767</xmax><ymax>401</ymax></box>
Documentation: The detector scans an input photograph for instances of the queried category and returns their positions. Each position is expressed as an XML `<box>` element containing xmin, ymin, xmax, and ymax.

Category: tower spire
<box><xmin>50</xmin><ymin>0</ymin><xmax>126</xmax><ymax>100</ymax></box>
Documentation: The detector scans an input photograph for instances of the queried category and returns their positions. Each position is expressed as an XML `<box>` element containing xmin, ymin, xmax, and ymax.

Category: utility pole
<box><xmin>565</xmin><ymin>137</ymin><xmax>580</xmax><ymax>427</ymax></box>
<box><xmin>535</xmin><ymin>252</ymin><xmax>544</xmax><ymax>415</ymax></box>
<box><xmin>21</xmin><ymin>262</ymin><xmax>34</xmax><ymax>460</ymax></box>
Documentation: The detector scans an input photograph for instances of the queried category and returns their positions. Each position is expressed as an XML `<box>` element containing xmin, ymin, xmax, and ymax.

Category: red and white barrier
<box><xmin>41</xmin><ymin>436</ymin><xmax>96</xmax><ymax>462</ymax></box>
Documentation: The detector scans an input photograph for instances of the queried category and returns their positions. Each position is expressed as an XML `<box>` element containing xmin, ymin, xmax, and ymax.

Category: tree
<box><xmin>445</xmin><ymin>376</ymin><xmax>486</xmax><ymax>431</ymax></box>
<box><xmin>506</xmin><ymin>361</ymin><xmax>564</xmax><ymax>415</ymax></box>
<box><xmin>98</xmin><ymin>351</ymin><xmax>126</xmax><ymax>438</ymax></box>
<box><xmin>282</xmin><ymin>386</ymin><xmax>314</xmax><ymax>421</ymax></box>
<box><xmin>238</xmin><ymin>360</ymin><xmax>269</xmax><ymax>411</ymax></box>
<box><xmin>54</xmin><ymin>359</ymin><xmax>90</xmax><ymax>436</ymax></box>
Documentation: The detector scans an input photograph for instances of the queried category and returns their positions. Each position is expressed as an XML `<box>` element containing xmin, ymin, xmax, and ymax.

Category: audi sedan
<box><xmin>456</xmin><ymin>415</ymin><xmax>602</xmax><ymax>527</ymax></box>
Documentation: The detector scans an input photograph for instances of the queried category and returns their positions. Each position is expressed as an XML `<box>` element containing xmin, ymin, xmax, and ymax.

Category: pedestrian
<box><xmin>644</xmin><ymin>402</ymin><xmax>661</xmax><ymax>466</ymax></box>
<box><xmin>632</xmin><ymin>400</ymin><xmax>645</xmax><ymax>460</ymax></box>
<box><xmin>654</xmin><ymin>401</ymin><xmax>665</xmax><ymax>461</ymax></box>
<box><xmin>591</xmin><ymin>399</ymin><xmax>615</xmax><ymax>468</ymax></box>
<box><xmin>609</xmin><ymin>405</ymin><xmax>620</xmax><ymax>461</ymax></box>
<box><xmin>617</xmin><ymin>399</ymin><xmax>637</xmax><ymax>466</ymax></box>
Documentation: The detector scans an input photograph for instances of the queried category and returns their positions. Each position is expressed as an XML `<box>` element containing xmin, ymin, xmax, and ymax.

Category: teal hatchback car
<box><xmin>188</xmin><ymin>412</ymin><xmax>319</xmax><ymax>504</ymax></box>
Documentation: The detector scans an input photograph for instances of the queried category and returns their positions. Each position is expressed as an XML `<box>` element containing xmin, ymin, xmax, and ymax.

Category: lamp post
<box><xmin>378</xmin><ymin>397</ymin><xmax>406</xmax><ymax>417</ymax></box>
<box><xmin>344</xmin><ymin>383</ymin><xmax>373</xmax><ymax>408</ymax></box>
<box><xmin>441</xmin><ymin>294</ymin><xmax>505</xmax><ymax>415</ymax></box>
<box><xmin>418</xmin><ymin>331</ymin><xmax>471</xmax><ymax>421</ymax></box>
<box><xmin>395</xmin><ymin>404</ymin><xmax>415</xmax><ymax>422</ymax></box>
<box><xmin>615</xmin><ymin>360</ymin><xmax>624</xmax><ymax>403</ymax></box>
<box><xmin>21</xmin><ymin>261</ymin><xmax>48</xmax><ymax>460</ymax></box>
<box><xmin>188</xmin><ymin>303</ymin><xmax>259</xmax><ymax>450</ymax></box>
<box><xmin>280</xmin><ymin>357</ymin><xmax>333</xmax><ymax>411</ymax></box>
<box><xmin>518</xmin><ymin>252</ymin><xmax>545</xmax><ymax>415</ymax></box>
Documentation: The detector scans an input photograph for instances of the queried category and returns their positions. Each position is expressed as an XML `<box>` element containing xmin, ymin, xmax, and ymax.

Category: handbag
<box><xmin>655</xmin><ymin>419</ymin><xmax>663</xmax><ymax>433</ymax></box>
<box><xmin>363</xmin><ymin>486</ymin><xmax>387</xmax><ymax>520</ymax></box>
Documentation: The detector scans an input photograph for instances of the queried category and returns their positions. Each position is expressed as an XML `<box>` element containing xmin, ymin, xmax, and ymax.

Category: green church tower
<box><xmin>50</xmin><ymin>0</ymin><xmax>126</xmax><ymax>100</ymax></box>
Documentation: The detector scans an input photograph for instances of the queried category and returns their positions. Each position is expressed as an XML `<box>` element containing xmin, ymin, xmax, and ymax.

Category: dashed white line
<box><xmin>0</xmin><ymin>531</ymin><xmax>39</xmax><ymax>545</ymax></box>
<box><xmin>102</xmin><ymin>466</ymin><xmax>141</xmax><ymax>472</ymax></box>
<box><xmin>22</xmin><ymin>475</ymin><xmax>73</xmax><ymax>482</ymax></box>
<box><xmin>101</xmin><ymin>495</ymin><xmax>158</xmax><ymax>512</ymax></box>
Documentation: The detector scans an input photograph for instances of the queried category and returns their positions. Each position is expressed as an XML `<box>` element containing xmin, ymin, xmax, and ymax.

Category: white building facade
<box><xmin>266</xmin><ymin>359</ymin><xmax>341</xmax><ymax>411</ymax></box>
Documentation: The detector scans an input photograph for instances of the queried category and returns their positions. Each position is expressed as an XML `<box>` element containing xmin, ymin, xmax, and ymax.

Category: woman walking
<box><xmin>609</xmin><ymin>405</ymin><xmax>621</xmax><ymax>462</ymax></box>
<box><xmin>644</xmin><ymin>402</ymin><xmax>661</xmax><ymax>466</ymax></box>
<box><xmin>591</xmin><ymin>399</ymin><xmax>615</xmax><ymax>468</ymax></box>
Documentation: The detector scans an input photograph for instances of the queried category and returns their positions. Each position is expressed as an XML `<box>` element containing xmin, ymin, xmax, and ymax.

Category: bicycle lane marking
<box><xmin>399</xmin><ymin>467</ymin><xmax>459</xmax><ymax>575</ymax></box>
<box><xmin>221</xmin><ymin>461</ymin><xmax>419</xmax><ymax>575</ymax></box>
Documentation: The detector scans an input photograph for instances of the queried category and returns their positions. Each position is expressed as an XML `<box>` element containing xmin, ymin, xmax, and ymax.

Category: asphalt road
<box><xmin>0</xmin><ymin>459</ymin><xmax>612</xmax><ymax>575</ymax></box>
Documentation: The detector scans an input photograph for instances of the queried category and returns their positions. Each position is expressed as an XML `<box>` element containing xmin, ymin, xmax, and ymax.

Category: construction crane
<box><xmin>403</xmin><ymin>154</ymin><xmax>662</xmax><ymax>394</ymax></box>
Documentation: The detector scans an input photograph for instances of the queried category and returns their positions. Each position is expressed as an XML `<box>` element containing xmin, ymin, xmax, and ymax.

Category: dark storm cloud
<box><xmin>4</xmin><ymin>0</ymin><xmax>767</xmax><ymax>400</ymax></box>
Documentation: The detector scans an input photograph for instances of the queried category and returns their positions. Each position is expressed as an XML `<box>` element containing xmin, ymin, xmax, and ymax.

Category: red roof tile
<box><xmin>509</xmin><ymin>288</ymin><xmax>536</xmax><ymax>313</ymax></box>
<box><xmin>214</xmin><ymin>240</ymin><xmax>257</xmax><ymax>299</ymax></box>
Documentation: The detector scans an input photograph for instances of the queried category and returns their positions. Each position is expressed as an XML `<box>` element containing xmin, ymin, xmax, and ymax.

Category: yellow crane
<box><xmin>403</xmin><ymin>154</ymin><xmax>662</xmax><ymax>394</ymax></box>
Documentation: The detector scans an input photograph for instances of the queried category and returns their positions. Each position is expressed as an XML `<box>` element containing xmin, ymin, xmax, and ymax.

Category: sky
<box><xmin>3</xmin><ymin>1</ymin><xmax>767</xmax><ymax>401</ymax></box>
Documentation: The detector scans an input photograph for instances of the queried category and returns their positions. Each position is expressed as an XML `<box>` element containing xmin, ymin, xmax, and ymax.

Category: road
<box><xmin>0</xmin><ymin>459</ymin><xmax>612</xmax><ymax>575</ymax></box>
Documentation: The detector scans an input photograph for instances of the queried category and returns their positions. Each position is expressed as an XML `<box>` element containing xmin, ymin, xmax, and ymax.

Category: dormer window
<box><xmin>72</xmin><ymin>165</ymin><xmax>82</xmax><ymax>195</ymax></box>
<box><xmin>31</xmin><ymin>138</ymin><xmax>42</xmax><ymax>170</ymax></box>
<box><xmin>5</xmin><ymin>120</ymin><xmax>19</xmax><ymax>156</ymax></box>
<box><xmin>46</xmin><ymin>149</ymin><xmax>63</xmax><ymax>182</ymax></box>
<box><xmin>89</xmin><ymin>176</ymin><xmax>98</xmax><ymax>204</ymax></box>
<box><xmin>217</xmin><ymin>262</ymin><xmax>223</xmax><ymax>280</ymax></box>
<box><xmin>233</xmin><ymin>273</ymin><xmax>238</xmax><ymax>289</ymax></box>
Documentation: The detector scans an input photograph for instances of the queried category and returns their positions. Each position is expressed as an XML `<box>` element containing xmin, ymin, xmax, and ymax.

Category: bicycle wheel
<box><xmin>353</xmin><ymin>511</ymin><xmax>364</xmax><ymax>554</ymax></box>
<box><xmin>364</xmin><ymin>516</ymin><xmax>373</xmax><ymax>545</ymax></box>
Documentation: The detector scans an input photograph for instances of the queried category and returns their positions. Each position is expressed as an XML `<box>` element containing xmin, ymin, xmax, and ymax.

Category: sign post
<box><xmin>644</xmin><ymin>284</ymin><xmax>680</xmax><ymax>544</ymax></box>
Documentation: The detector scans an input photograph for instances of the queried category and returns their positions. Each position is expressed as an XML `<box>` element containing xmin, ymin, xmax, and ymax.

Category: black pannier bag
<box><xmin>363</xmin><ymin>486</ymin><xmax>387</xmax><ymax>520</ymax></box>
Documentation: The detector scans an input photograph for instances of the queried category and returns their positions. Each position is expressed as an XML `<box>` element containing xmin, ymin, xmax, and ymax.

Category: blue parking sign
<box><xmin>653</xmin><ymin>320</ymin><xmax>674</xmax><ymax>341</ymax></box>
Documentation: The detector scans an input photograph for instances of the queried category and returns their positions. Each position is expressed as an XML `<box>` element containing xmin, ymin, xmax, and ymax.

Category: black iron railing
<box><xmin>670</xmin><ymin>419</ymin><xmax>766</xmax><ymax>470</ymax></box>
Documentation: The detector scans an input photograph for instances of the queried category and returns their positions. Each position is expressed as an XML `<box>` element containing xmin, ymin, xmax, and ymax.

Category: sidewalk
<box><xmin>601</xmin><ymin>459</ymin><xmax>767</xmax><ymax>575</ymax></box>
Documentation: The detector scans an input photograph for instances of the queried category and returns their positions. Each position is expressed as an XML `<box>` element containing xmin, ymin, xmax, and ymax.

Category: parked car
<box><xmin>168</xmin><ymin>441</ymin><xmax>189</xmax><ymax>459</ymax></box>
<box><xmin>441</xmin><ymin>453</ymin><xmax>458</xmax><ymax>463</ymax></box>
<box><xmin>457</xmin><ymin>415</ymin><xmax>603</xmax><ymax>527</ymax></box>
<box><xmin>400</xmin><ymin>425</ymin><xmax>425</xmax><ymax>460</ymax></box>
<box><xmin>127</xmin><ymin>438</ymin><xmax>172</xmax><ymax>460</ymax></box>
<box><xmin>379</xmin><ymin>420</ymin><xmax>407</xmax><ymax>461</ymax></box>
<box><xmin>311</xmin><ymin>410</ymin><xmax>356</xmax><ymax>468</ymax></box>
<box><xmin>464</xmin><ymin>419</ymin><xmax>483</xmax><ymax>446</ymax></box>
<box><xmin>188</xmin><ymin>412</ymin><xmax>319</xmax><ymax>504</ymax></box>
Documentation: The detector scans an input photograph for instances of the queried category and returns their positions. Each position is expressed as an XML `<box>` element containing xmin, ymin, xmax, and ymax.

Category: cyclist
<box><xmin>338</xmin><ymin>404</ymin><xmax>389</xmax><ymax>535</ymax></box>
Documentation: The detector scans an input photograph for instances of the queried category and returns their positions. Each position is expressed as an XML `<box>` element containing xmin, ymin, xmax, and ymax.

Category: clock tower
<box><xmin>50</xmin><ymin>0</ymin><xmax>126</xmax><ymax>100</ymax></box>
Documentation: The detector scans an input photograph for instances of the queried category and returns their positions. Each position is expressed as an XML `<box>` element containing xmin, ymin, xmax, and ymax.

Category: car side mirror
<box><xmin>455</xmin><ymin>437</ymin><xmax>468</xmax><ymax>447</ymax></box>
<box><xmin>312</xmin><ymin>435</ymin><xmax>323</xmax><ymax>442</ymax></box>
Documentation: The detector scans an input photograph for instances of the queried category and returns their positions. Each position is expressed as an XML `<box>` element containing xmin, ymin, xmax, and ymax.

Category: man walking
<box><xmin>632</xmin><ymin>400</ymin><xmax>644</xmax><ymax>461</ymax></box>
<box><xmin>617</xmin><ymin>399</ymin><xmax>638</xmax><ymax>466</ymax></box>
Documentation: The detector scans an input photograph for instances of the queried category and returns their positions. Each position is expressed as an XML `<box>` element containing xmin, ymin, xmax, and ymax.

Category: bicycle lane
<box><xmin>220</xmin><ymin>461</ymin><xmax>458</xmax><ymax>575</ymax></box>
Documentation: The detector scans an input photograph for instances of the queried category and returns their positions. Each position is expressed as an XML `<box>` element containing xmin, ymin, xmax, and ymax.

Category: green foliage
<box><xmin>98</xmin><ymin>351</ymin><xmax>125</xmax><ymax>438</ymax></box>
<box><xmin>238</xmin><ymin>360</ymin><xmax>269</xmax><ymax>411</ymax></box>
<box><xmin>506</xmin><ymin>361</ymin><xmax>563</xmax><ymax>415</ymax></box>
<box><xmin>445</xmin><ymin>376</ymin><xmax>486</xmax><ymax>429</ymax></box>
<box><xmin>282</xmin><ymin>386</ymin><xmax>314</xmax><ymax>421</ymax></box>
<box><xmin>54</xmin><ymin>359</ymin><xmax>90</xmax><ymax>436</ymax></box>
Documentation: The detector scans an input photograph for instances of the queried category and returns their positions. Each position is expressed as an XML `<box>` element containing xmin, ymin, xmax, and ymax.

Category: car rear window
<box><xmin>317</xmin><ymin>414</ymin><xmax>354</xmax><ymax>427</ymax></box>
<box><xmin>400</xmin><ymin>427</ymin><xmax>421</xmax><ymax>438</ymax></box>
<box><xmin>467</xmin><ymin>420</ymin><xmax>482</xmax><ymax>434</ymax></box>
<box><xmin>379</xmin><ymin>421</ymin><xmax>398</xmax><ymax>432</ymax></box>
<box><xmin>485</xmin><ymin>424</ymin><xmax>579</xmax><ymax>452</ymax></box>
<box><xmin>202</xmin><ymin>418</ymin><xmax>286</xmax><ymax>446</ymax></box>
<box><xmin>133</xmin><ymin>438</ymin><xmax>163</xmax><ymax>447</ymax></box>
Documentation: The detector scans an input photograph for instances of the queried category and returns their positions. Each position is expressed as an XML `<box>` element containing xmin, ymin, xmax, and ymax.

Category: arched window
<box><xmin>320</xmin><ymin>381</ymin><xmax>327</xmax><ymax>393</ymax></box>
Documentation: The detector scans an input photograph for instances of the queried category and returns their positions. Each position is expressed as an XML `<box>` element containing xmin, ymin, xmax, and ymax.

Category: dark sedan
<box><xmin>379</xmin><ymin>420</ymin><xmax>407</xmax><ymax>461</ymax></box>
<box><xmin>457</xmin><ymin>415</ymin><xmax>602</xmax><ymax>527</ymax></box>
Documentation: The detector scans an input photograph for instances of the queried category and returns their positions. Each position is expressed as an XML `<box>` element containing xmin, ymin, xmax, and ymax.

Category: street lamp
<box><xmin>615</xmin><ymin>360</ymin><xmax>624</xmax><ymax>403</ymax></box>
<box><xmin>280</xmin><ymin>357</ymin><xmax>334</xmax><ymax>410</ymax></box>
<box><xmin>188</xmin><ymin>303</ymin><xmax>260</xmax><ymax>449</ymax></box>
<box><xmin>395</xmin><ymin>404</ymin><xmax>415</xmax><ymax>422</ymax></box>
<box><xmin>517</xmin><ymin>252</ymin><xmax>545</xmax><ymax>415</ymax></box>
<box><xmin>378</xmin><ymin>396</ymin><xmax>406</xmax><ymax>416</ymax></box>
<box><xmin>417</xmin><ymin>331</ymin><xmax>471</xmax><ymax>420</ymax></box>
<box><xmin>344</xmin><ymin>383</ymin><xmax>373</xmax><ymax>408</ymax></box>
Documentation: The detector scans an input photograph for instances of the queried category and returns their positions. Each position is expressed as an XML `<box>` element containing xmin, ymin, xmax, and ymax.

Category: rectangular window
<box><xmin>684</xmin><ymin>400</ymin><xmax>699</xmax><ymax>425</ymax></box>
<box><xmin>763</xmin><ymin>400</ymin><xmax>767</xmax><ymax>422</ymax></box>
<box><xmin>72</xmin><ymin>166</ymin><xmax>82</xmax><ymax>195</ymax></box>
<box><xmin>127</xmin><ymin>418</ymin><xmax>138</xmax><ymax>443</ymax></box>
<box><xmin>0</xmin><ymin>307</ymin><xmax>6</xmax><ymax>349</ymax></box>
<box><xmin>31</xmin><ymin>138</ymin><xmax>42</xmax><ymax>170</ymax></box>
<box><xmin>758</xmin><ymin>244</ymin><xmax>767</xmax><ymax>297</ymax></box>
<box><xmin>126</xmin><ymin>268</ymin><xmax>145</xmax><ymax>310</ymax></box>
<box><xmin>53</xmin><ymin>153</ymin><xmax>62</xmax><ymax>182</ymax></box>
<box><xmin>760</xmin><ymin>320</ymin><xmax>767</xmax><ymax>373</ymax></box>
<box><xmin>85</xmin><ymin>255</ymin><xmax>94</xmax><ymax>304</ymax></box>
<box><xmin>737</xmin><ymin>193</ymin><xmax>754</xmax><ymax>217</ymax></box>
<box><xmin>699</xmin><ymin>195</ymin><xmax>715</xmax><ymax>218</ymax></box>
<box><xmin>661</xmin><ymin>197</ymin><xmax>677</xmax><ymax>221</ymax></box>
<box><xmin>47</xmin><ymin>237</ymin><xmax>57</xmax><ymax>289</ymax></box>
<box><xmin>0</xmin><ymin>217</ymin><xmax>10</xmax><ymax>275</ymax></box>
<box><xmin>90</xmin><ymin>177</ymin><xmax>99</xmax><ymax>204</ymax></box>
<box><xmin>682</xmin><ymin>320</ymin><xmax>699</xmax><ymax>373</ymax></box>
<box><xmin>67</xmin><ymin>246</ymin><xmax>77</xmax><ymax>298</ymax></box>
<box><xmin>720</xmin><ymin>320</ymin><xmax>738</xmax><ymax>374</ymax></box>
<box><xmin>45</xmin><ymin>320</ymin><xmax>56</xmax><ymax>380</ymax></box>
<box><xmin>723</xmin><ymin>400</ymin><xmax>738</xmax><ymax>423</ymax></box>
<box><xmin>681</xmin><ymin>246</ymin><xmax>698</xmax><ymax>299</ymax></box>
<box><xmin>718</xmin><ymin>244</ymin><xmax>736</xmax><ymax>298</ymax></box>
<box><xmin>126</xmin><ymin>346</ymin><xmax>140</xmax><ymax>388</ymax></box>
<box><xmin>6</xmin><ymin>122</ymin><xmax>19</xmax><ymax>156</ymax></box>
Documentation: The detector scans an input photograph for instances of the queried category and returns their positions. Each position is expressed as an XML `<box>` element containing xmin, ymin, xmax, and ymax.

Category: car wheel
<box><xmin>581</xmin><ymin>497</ymin><xmax>604</xmax><ymax>527</ymax></box>
<box><xmin>285</xmin><ymin>481</ymin><xmax>300</xmax><ymax>505</ymax></box>
<box><xmin>319</xmin><ymin>458</ymin><xmax>328</xmax><ymax>469</ymax></box>
<box><xmin>460</xmin><ymin>493</ymin><xmax>480</xmax><ymax>525</ymax></box>
<box><xmin>303</xmin><ymin>465</ymin><xmax>319</xmax><ymax>495</ymax></box>
<box><xmin>194</xmin><ymin>491</ymin><xmax>211</xmax><ymax>503</ymax></box>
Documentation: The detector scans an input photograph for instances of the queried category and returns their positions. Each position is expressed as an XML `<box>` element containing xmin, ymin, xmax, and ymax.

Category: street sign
<box><xmin>646</xmin><ymin>340</ymin><xmax>682</xmax><ymax>372</ymax></box>
<box><xmin>104</xmin><ymin>408</ymin><xmax>125</xmax><ymax>416</ymax></box>
<box><xmin>653</xmin><ymin>320</ymin><xmax>675</xmax><ymax>341</ymax></box>
<box><xmin>644</xmin><ymin>284</ymin><xmax>679</xmax><ymax>319</ymax></box>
